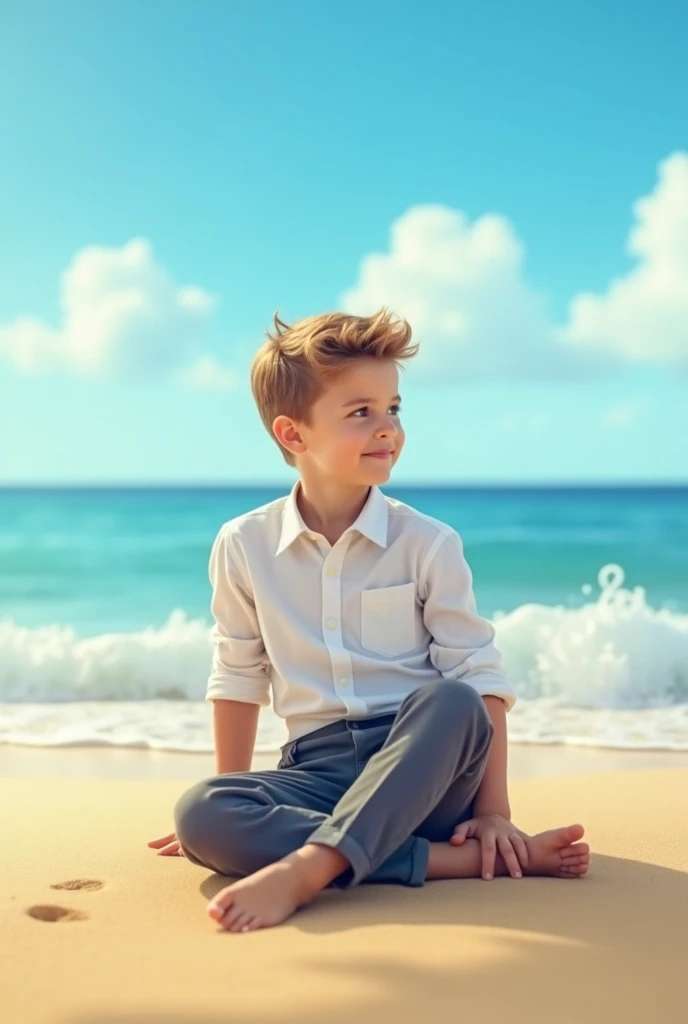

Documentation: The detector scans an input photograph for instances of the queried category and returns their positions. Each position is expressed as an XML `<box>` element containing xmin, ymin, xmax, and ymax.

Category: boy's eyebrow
<box><xmin>341</xmin><ymin>394</ymin><xmax>402</xmax><ymax>408</ymax></box>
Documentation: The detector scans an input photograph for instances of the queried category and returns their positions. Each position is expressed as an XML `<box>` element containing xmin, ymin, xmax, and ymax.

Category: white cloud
<box><xmin>341</xmin><ymin>152</ymin><xmax>688</xmax><ymax>382</ymax></box>
<box><xmin>176</xmin><ymin>355</ymin><xmax>238</xmax><ymax>390</ymax></box>
<box><xmin>0</xmin><ymin>239</ymin><xmax>231</xmax><ymax>384</ymax></box>
<box><xmin>340</xmin><ymin>205</ymin><xmax>571</xmax><ymax>381</ymax></box>
<box><xmin>558</xmin><ymin>152</ymin><xmax>688</xmax><ymax>373</ymax></box>
<box><xmin>4</xmin><ymin>152</ymin><xmax>687</xmax><ymax>389</ymax></box>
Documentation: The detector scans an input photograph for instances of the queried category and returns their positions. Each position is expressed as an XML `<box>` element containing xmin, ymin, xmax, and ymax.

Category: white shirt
<box><xmin>206</xmin><ymin>482</ymin><xmax>516</xmax><ymax>742</ymax></box>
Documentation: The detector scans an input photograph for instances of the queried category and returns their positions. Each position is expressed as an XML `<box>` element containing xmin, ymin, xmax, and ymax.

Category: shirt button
<box><xmin>326</xmin><ymin>619</ymin><xmax>336</xmax><ymax>629</ymax></box>
<box><xmin>326</xmin><ymin>567</ymin><xmax>337</xmax><ymax>576</ymax></box>
<box><xmin>340</xmin><ymin>678</ymin><xmax>349</xmax><ymax>686</ymax></box>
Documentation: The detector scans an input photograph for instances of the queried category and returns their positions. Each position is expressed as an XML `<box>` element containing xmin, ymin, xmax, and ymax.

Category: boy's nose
<box><xmin>376</xmin><ymin>418</ymin><xmax>398</xmax><ymax>437</ymax></box>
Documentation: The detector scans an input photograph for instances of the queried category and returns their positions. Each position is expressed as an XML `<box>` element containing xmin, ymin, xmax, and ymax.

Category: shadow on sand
<box><xmin>65</xmin><ymin>852</ymin><xmax>685</xmax><ymax>1024</ymax></box>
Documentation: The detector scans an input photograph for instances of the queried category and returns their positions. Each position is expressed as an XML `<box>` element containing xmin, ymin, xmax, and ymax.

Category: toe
<box><xmin>561</xmin><ymin>846</ymin><xmax>589</xmax><ymax>860</ymax></box>
<box><xmin>230</xmin><ymin>910</ymin><xmax>252</xmax><ymax>933</ymax></box>
<box><xmin>545</xmin><ymin>824</ymin><xmax>586</xmax><ymax>850</ymax></box>
<box><xmin>560</xmin><ymin>854</ymin><xmax>588</xmax><ymax>867</ymax></box>
<box><xmin>223</xmin><ymin>904</ymin><xmax>247</xmax><ymax>930</ymax></box>
<box><xmin>208</xmin><ymin>894</ymin><xmax>232</xmax><ymax>921</ymax></box>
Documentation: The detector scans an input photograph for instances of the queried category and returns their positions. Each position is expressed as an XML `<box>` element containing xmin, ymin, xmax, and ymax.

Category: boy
<box><xmin>148</xmin><ymin>308</ymin><xmax>590</xmax><ymax>933</ymax></box>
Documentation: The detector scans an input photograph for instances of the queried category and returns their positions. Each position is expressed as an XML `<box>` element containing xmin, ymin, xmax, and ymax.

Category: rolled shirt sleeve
<box><xmin>421</xmin><ymin>529</ymin><xmax>516</xmax><ymax>710</ymax></box>
<box><xmin>205</xmin><ymin>527</ymin><xmax>272</xmax><ymax>706</ymax></box>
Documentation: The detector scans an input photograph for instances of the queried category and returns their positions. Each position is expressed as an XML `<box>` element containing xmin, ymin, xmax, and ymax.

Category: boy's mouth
<box><xmin>363</xmin><ymin>450</ymin><xmax>394</xmax><ymax>459</ymax></box>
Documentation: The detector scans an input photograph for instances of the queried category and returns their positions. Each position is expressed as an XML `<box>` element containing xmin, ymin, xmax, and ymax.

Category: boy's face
<box><xmin>292</xmin><ymin>358</ymin><xmax>405</xmax><ymax>485</ymax></box>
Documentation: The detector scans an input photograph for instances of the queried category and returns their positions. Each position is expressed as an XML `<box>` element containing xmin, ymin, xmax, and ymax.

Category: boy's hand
<box><xmin>147</xmin><ymin>831</ymin><xmax>185</xmax><ymax>857</ymax></box>
<box><xmin>450</xmin><ymin>814</ymin><xmax>529</xmax><ymax>880</ymax></box>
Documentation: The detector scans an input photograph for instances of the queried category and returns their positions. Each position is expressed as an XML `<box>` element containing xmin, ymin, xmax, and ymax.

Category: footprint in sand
<box><xmin>25</xmin><ymin>880</ymin><xmax>105</xmax><ymax>923</ymax></box>
<box><xmin>50</xmin><ymin>879</ymin><xmax>105</xmax><ymax>892</ymax></box>
<box><xmin>26</xmin><ymin>905</ymin><xmax>89</xmax><ymax>922</ymax></box>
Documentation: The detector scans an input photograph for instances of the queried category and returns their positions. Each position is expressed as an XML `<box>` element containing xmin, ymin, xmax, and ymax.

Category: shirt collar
<box><xmin>276</xmin><ymin>481</ymin><xmax>388</xmax><ymax>555</ymax></box>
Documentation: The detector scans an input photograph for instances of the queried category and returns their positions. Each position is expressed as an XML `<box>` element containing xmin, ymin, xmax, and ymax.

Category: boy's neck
<box><xmin>295</xmin><ymin>476</ymin><xmax>371</xmax><ymax>546</ymax></box>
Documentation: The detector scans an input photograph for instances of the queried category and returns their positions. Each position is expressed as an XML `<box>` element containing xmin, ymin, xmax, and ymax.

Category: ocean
<box><xmin>1</xmin><ymin>484</ymin><xmax>687</xmax><ymax>754</ymax></box>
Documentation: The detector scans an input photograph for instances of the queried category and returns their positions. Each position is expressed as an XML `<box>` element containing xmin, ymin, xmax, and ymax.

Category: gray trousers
<box><xmin>174</xmin><ymin>680</ymin><xmax>494</xmax><ymax>889</ymax></box>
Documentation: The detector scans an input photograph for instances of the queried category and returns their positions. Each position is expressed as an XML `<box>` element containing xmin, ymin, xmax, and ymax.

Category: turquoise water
<box><xmin>1</xmin><ymin>484</ymin><xmax>687</xmax><ymax>752</ymax></box>
<box><xmin>2</xmin><ymin>484</ymin><xmax>687</xmax><ymax>634</ymax></box>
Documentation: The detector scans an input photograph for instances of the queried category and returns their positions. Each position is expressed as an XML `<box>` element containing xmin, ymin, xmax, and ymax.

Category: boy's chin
<box><xmin>360</xmin><ymin>458</ymin><xmax>394</xmax><ymax>476</ymax></box>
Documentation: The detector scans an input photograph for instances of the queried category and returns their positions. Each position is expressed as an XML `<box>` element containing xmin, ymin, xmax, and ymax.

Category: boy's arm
<box><xmin>205</xmin><ymin>527</ymin><xmax>271</xmax><ymax>772</ymax></box>
<box><xmin>421</xmin><ymin>529</ymin><xmax>516</xmax><ymax>818</ymax></box>
<box><xmin>473</xmin><ymin>696</ymin><xmax>510</xmax><ymax>819</ymax></box>
<box><xmin>213</xmin><ymin>699</ymin><xmax>260</xmax><ymax>775</ymax></box>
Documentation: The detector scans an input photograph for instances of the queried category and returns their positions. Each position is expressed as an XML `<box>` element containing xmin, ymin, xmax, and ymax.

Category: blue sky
<box><xmin>1</xmin><ymin>0</ymin><xmax>686</xmax><ymax>485</ymax></box>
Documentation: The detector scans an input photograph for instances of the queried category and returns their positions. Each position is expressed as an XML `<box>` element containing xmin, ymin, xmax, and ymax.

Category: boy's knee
<box><xmin>416</xmin><ymin>680</ymin><xmax>494</xmax><ymax>747</ymax></box>
<box><xmin>456</xmin><ymin>681</ymin><xmax>494</xmax><ymax>724</ymax></box>
<box><xmin>422</xmin><ymin>678</ymin><xmax>490</xmax><ymax>718</ymax></box>
<box><xmin>173</xmin><ymin>779</ymin><xmax>265</xmax><ymax>876</ymax></box>
<box><xmin>173</xmin><ymin>779</ymin><xmax>240</xmax><ymax>858</ymax></box>
<box><xmin>173</xmin><ymin>780</ymin><xmax>209</xmax><ymax>852</ymax></box>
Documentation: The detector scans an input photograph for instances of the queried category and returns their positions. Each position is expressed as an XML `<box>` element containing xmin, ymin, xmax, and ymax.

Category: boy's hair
<box><xmin>250</xmin><ymin>307</ymin><xmax>419</xmax><ymax>466</ymax></box>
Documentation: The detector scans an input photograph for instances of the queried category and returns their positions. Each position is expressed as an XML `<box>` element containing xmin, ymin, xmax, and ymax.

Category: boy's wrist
<box><xmin>473</xmin><ymin>803</ymin><xmax>511</xmax><ymax>820</ymax></box>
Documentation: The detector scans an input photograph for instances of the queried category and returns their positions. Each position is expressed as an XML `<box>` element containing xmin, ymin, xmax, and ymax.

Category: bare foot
<box><xmin>206</xmin><ymin>825</ymin><xmax>590</xmax><ymax>933</ymax></box>
<box><xmin>525</xmin><ymin>824</ymin><xmax>590</xmax><ymax>878</ymax></box>
<box><xmin>207</xmin><ymin>857</ymin><xmax>320</xmax><ymax>933</ymax></box>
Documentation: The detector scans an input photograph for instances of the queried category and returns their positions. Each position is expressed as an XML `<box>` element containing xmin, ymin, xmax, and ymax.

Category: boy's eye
<box><xmin>351</xmin><ymin>404</ymin><xmax>402</xmax><ymax>417</ymax></box>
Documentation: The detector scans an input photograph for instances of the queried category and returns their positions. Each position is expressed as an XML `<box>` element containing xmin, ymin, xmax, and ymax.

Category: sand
<box><xmin>5</xmin><ymin>741</ymin><xmax>688</xmax><ymax>781</ymax></box>
<box><xmin>2</xmin><ymin>751</ymin><xmax>687</xmax><ymax>1024</ymax></box>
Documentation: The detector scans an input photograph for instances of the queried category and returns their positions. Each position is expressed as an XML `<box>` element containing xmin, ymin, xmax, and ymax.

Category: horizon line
<box><xmin>1</xmin><ymin>480</ymin><xmax>687</xmax><ymax>490</ymax></box>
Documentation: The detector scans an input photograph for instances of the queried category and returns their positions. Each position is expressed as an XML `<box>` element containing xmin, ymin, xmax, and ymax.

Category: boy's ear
<box><xmin>273</xmin><ymin>415</ymin><xmax>306</xmax><ymax>456</ymax></box>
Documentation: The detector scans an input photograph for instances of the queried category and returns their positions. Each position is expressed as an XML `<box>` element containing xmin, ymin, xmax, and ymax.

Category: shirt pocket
<box><xmin>360</xmin><ymin>581</ymin><xmax>418</xmax><ymax>658</ymax></box>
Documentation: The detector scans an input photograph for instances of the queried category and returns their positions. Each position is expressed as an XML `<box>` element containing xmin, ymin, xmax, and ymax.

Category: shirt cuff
<box><xmin>205</xmin><ymin>675</ymin><xmax>271</xmax><ymax>706</ymax></box>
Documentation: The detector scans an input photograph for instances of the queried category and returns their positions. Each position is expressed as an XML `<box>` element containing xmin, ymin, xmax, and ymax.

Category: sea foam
<box><xmin>1</xmin><ymin>564</ymin><xmax>687</xmax><ymax>752</ymax></box>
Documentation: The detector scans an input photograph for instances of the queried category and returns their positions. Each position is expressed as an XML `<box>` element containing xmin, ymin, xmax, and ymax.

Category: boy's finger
<box><xmin>511</xmin><ymin>833</ymin><xmax>529</xmax><ymax>868</ymax></box>
<box><xmin>481</xmin><ymin>837</ymin><xmax>497</xmax><ymax>879</ymax></box>
<box><xmin>497</xmin><ymin>836</ymin><xmax>522</xmax><ymax>878</ymax></box>
<box><xmin>147</xmin><ymin>833</ymin><xmax>176</xmax><ymax>848</ymax></box>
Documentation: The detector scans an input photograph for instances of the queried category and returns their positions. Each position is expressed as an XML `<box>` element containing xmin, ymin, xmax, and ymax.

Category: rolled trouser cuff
<box><xmin>308</xmin><ymin>824</ymin><xmax>430</xmax><ymax>889</ymax></box>
<box><xmin>307</xmin><ymin>823</ymin><xmax>372</xmax><ymax>888</ymax></box>
<box><xmin>363</xmin><ymin>834</ymin><xmax>429</xmax><ymax>888</ymax></box>
<box><xmin>409</xmin><ymin>836</ymin><xmax>430</xmax><ymax>887</ymax></box>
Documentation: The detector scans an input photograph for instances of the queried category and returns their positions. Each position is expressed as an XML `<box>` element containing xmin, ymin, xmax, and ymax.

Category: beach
<box><xmin>2</xmin><ymin>744</ymin><xmax>687</xmax><ymax>1024</ymax></box>
<box><xmin>3</xmin><ymin>484</ymin><xmax>687</xmax><ymax>1021</ymax></box>
<box><xmin>4</xmin><ymin>0</ymin><xmax>688</xmax><ymax>1012</ymax></box>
